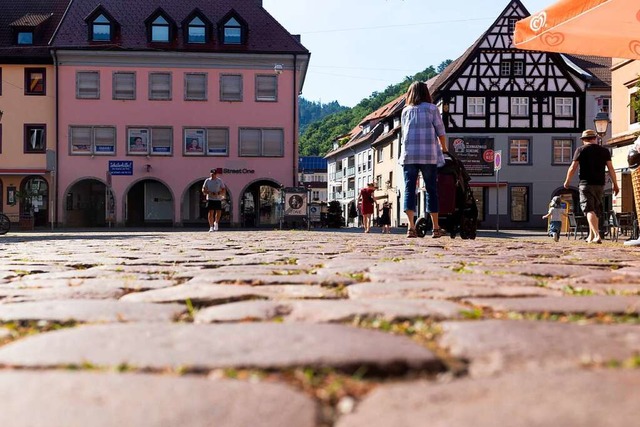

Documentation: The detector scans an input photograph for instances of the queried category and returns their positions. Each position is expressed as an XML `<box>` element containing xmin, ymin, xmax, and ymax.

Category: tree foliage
<box><xmin>299</xmin><ymin>65</ymin><xmax>441</xmax><ymax>156</ymax></box>
<box><xmin>299</xmin><ymin>99</ymin><xmax>348</xmax><ymax>135</ymax></box>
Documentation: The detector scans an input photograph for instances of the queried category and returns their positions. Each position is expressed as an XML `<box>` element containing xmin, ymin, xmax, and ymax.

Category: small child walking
<box><xmin>542</xmin><ymin>196</ymin><xmax>565</xmax><ymax>242</ymax></box>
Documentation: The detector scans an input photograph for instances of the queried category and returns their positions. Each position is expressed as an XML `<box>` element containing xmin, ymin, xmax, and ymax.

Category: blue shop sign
<box><xmin>109</xmin><ymin>161</ymin><xmax>133</xmax><ymax>176</ymax></box>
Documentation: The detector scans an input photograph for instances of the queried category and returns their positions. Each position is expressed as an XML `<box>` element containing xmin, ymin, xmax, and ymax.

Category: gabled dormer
<box><xmin>145</xmin><ymin>8</ymin><xmax>177</xmax><ymax>44</ymax></box>
<box><xmin>218</xmin><ymin>10</ymin><xmax>248</xmax><ymax>46</ymax></box>
<box><xmin>182</xmin><ymin>9</ymin><xmax>212</xmax><ymax>45</ymax></box>
<box><xmin>85</xmin><ymin>7</ymin><xmax>119</xmax><ymax>43</ymax></box>
<box><xmin>10</xmin><ymin>13</ymin><xmax>53</xmax><ymax>45</ymax></box>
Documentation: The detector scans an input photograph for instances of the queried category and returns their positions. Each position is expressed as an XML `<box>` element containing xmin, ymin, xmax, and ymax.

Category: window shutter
<box><xmin>151</xmin><ymin>127</ymin><xmax>172</xmax><ymax>154</ymax></box>
<box><xmin>221</xmin><ymin>75</ymin><xmax>242</xmax><ymax>101</ymax></box>
<box><xmin>263</xmin><ymin>129</ymin><xmax>284</xmax><ymax>156</ymax></box>
<box><xmin>95</xmin><ymin>127</ymin><xmax>116</xmax><ymax>154</ymax></box>
<box><xmin>256</xmin><ymin>75</ymin><xmax>277</xmax><ymax>101</ymax></box>
<box><xmin>70</xmin><ymin>127</ymin><xmax>91</xmax><ymax>153</ymax></box>
<box><xmin>113</xmin><ymin>72</ymin><xmax>135</xmax><ymax>100</ymax></box>
<box><xmin>207</xmin><ymin>128</ymin><xmax>228</xmax><ymax>155</ymax></box>
<box><xmin>239</xmin><ymin>129</ymin><xmax>261</xmax><ymax>156</ymax></box>
<box><xmin>149</xmin><ymin>73</ymin><xmax>171</xmax><ymax>100</ymax></box>
<box><xmin>77</xmin><ymin>72</ymin><xmax>99</xmax><ymax>99</ymax></box>
<box><xmin>186</xmin><ymin>73</ymin><xmax>207</xmax><ymax>100</ymax></box>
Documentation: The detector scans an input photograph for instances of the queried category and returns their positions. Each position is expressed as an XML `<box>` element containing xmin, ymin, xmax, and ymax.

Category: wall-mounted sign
<box><xmin>108</xmin><ymin>161</ymin><xmax>133</xmax><ymax>176</ymax></box>
<box><xmin>449</xmin><ymin>137</ymin><xmax>495</xmax><ymax>176</ymax></box>
<box><xmin>222</xmin><ymin>168</ymin><xmax>255</xmax><ymax>174</ymax></box>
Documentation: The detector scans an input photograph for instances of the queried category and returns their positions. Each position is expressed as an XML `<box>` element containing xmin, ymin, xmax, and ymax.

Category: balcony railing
<box><xmin>346</xmin><ymin>166</ymin><xmax>355</xmax><ymax>177</ymax></box>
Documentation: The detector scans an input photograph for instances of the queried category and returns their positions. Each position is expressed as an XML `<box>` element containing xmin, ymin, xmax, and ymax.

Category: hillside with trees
<box><xmin>299</xmin><ymin>99</ymin><xmax>348</xmax><ymax>135</ymax></box>
<box><xmin>299</xmin><ymin>60</ymin><xmax>452</xmax><ymax>156</ymax></box>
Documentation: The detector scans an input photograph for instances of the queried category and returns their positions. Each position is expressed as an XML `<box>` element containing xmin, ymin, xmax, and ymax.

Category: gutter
<box><xmin>52</xmin><ymin>49</ymin><xmax>59</xmax><ymax>229</ymax></box>
<box><xmin>293</xmin><ymin>54</ymin><xmax>298</xmax><ymax>186</ymax></box>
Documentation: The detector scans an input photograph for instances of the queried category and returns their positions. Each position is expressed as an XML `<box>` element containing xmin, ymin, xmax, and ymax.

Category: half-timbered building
<box><xmin>430</xmin><ymin>0</ymin><xmax>611</xmax><ymax>229</ymax></box>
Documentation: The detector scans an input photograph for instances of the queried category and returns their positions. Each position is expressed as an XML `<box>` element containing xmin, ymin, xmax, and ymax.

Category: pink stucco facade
<box><xmin>56</xmin><ymin>54</ymin><xmax>302</xmax><ymax>227</ymax></box>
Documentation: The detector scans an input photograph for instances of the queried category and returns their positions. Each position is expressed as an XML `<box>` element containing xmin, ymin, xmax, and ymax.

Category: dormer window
<box><xmin>187</xmin><ymin>17</ymin><xmax>206</xmax><ymax>43</ymax></box>
<box><xmin>92</xmin><ymin>14</ymin><xmax>112</xmax><ymax>41</ymax></box>
<box><xmin>223</xmin><ymin>17</ymin><xmax>242</xmax><ymax>44</ymax></box>
<box><xmin>151</xmin><ymin>16</ymin><xmax>170</xmax><ymax>42</ymax></box>
<box><xmin>17</xmin><ymin>31</ymin><xmax>33</xmax><ymax>45</ymax></box>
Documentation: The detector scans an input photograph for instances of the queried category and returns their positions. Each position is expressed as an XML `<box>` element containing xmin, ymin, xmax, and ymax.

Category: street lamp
<box><xmin>594</xmin><ymin>111</ymin><xmax>610</xmax><ymax>145</ymax></box>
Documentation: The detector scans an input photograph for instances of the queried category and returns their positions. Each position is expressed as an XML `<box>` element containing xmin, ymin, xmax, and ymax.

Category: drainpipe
<box><xmin>293</xmin><ymin>54</ymin><xmax>298</xmax><ymax>187</ymax></box>
<box><xmin>52</xmin><ymin>49</ymin><xmax>59</xmax><ymax>229</ymax></box>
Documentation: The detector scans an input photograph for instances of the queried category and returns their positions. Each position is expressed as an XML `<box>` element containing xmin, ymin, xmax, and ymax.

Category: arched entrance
<box><xmin>20</xmin><ymin>176</ymin><xmax>49</xmax><ymax>227</ymax></box>
<box><xmin>240</xmin><ymin>180</ymin><xmax>282</xmax><ymax>228</ymax></box>
<box><xmin>182</xmin><ymin>180</ymin><xmax>232</xmax><ymax>227</ymax></box>
<box><xmin>126</xmin><ymin>179</ymin><xmax>173</xmax><ymax>227</ymax></box>
<box><xmin>65</xmin><ymin>179</ymin><xmax>112</xmax><ymax>227</ymax></box>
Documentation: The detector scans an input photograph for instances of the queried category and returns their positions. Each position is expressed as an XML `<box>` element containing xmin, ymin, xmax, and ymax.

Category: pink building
<box><xmin>52</xmin><ymin>0</ymin><xmax>309</xmax><ymax>227</ymax></box>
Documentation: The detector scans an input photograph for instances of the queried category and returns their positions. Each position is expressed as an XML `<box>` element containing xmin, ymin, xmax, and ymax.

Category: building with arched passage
<box><xmin>51</xmin><ymin>0</ymin><xmax>309</xmax><ymax>228</ymax></box>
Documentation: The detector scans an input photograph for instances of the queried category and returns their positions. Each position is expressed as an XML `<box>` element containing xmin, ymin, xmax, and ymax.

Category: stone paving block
<box><xmin>5</xmin><ymin>277</ymin><xmax>175</xmax><ymax>291</ymax></box>
<box><xmin>0</xmin><ymin>300</ymin><xmax>185</xmax><ymax>323</ymax></box>
<box><xmin>336</xmin><ymin>370</ymin><xmax>640</xmax><ymax>427</ymax></box>
<box><xmin>348</xmin><ymin>281</ymin><xmax>560</xmax><ymax>300</ymax></box>
<box><xmin>0</xmin><ymin>323</ymin><xmax>442</xmax><ymax>372</ymax></box>
<box><xmin>120</xmin><ymin>283</ymin><xmax>338</xmax><ymax>304</ymax></box>
<box><xmin>439</xmin><ymin>319</ymin><xmax>640</xmax><ymax>377</ymax></box>
<box><xmin>0</xmin><ymin>371</ymin><xmax>318</xmax><ymax>427</ymax></box>
<box><xmin>188</xmin><ymin>273</ymin><xmax>354</xmax><ymax>286</ymax></box>
<box><xmin>0</xmin><ymin>284</ymin><xmax>126</xmax><ymax>303</ymax></box>
<box><xmin>549</xmin><ymin>272</ymin><xmax>640</xmax><ymax>294</ymax></box>
<box><xmin>195</xmin><ymin>299</ymin><xmax>465</xmax><ymax>323</ymax></box>
<box><xmin>464</xmin><ymin>296</ymin><xmax>640</xmax><ymax>315</ymax></box>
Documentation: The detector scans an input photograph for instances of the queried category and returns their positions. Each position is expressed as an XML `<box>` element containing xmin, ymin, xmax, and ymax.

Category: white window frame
<box><xmin>113</xmin><ymin>72</ymin><xmax>136</xmax><ymax>100</ymax></box>
<box><xmin>511</xmin><ymin>97</ymin><xmax>529</xmax><ymax>117</ymax></box>
<box><xmin>553</xmin><ymin>138</ymin><xmax>573</xmax><ymax>165</ymax></box>
<box><xmin>69</xmin><ymin>126</ymin><xmax>116</xmax><ymax>155</ymax></box>
<box><xmin>555</xmin><ymin>97</ymin><xmax>573</xmax><ymax>117</ymax></box>
<box><xmin>239</xmin><ymin>128</ymin><xmax>284</xmax><ymax>157</ymax></box>
<box><xmin>149</xmin><ymin>72</ymin><xmax>172</xmax><ymax>100</ymax></box>
<box><xmin>76</xmin><ymin>71</ymin><xmax>100</xmax><ymax>99</ymax></box>
<box><xmin>509</xmin><ymin>138</ymin><xmax>530</xmax><ymax>164</ymax></box>
<box><xmin>184</xmin><ymin>73</ymin><xmax>207</xmax><ymax>101</ymax></box>
<box><xmin>220</xmin><ymin>74</ymin><xmax>243</xmax><ymax>102</ymax></box>
<box><xmin>255</xmin><ymin>75</ymin><xmax>277</xmax><ymax>101</ymax></box>
<box><xmin>467</xmin><ymin>97</ymin><xmax>485</xmax><ymax>116</ymax></box>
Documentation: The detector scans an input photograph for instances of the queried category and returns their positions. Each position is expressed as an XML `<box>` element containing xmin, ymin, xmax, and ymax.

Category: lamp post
<box><xmin>594</xmin><ymin>111</ymin><xmax>610</xmax><ymax>145</ymax></box>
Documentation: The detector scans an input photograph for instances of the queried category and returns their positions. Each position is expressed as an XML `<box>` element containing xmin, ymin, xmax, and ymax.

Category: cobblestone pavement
<box><xmin>1</xmin><ymin>228</ymin><xmax>639</xmax><ymax>426</ymax></box>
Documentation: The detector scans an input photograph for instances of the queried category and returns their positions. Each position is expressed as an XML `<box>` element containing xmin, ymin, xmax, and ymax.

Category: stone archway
<box><xmin>64</xmin><ymin>178</ymin><xmax>111</xmax><ymax>227</ymax></box>
<box><xmin>182</xmin><ymin>180</ymin><xmax>232</xmax><ymax>227</ymax></box>
<box><xmin>126</xmin><ymin>179</ymin><xmax>174</xmax><ymax>227</ymax></box>
<box><xmin>240</xmin><ymin>179</ymin><xmax>282</xmax><ymax>228</ymax></box>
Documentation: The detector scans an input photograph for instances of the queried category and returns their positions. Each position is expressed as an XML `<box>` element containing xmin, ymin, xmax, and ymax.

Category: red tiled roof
<box><xmin>0</xmin><ymin>0</ymin><xmax>71</xmax><ymax>61</ymax></box>
<box><xmin>51</xmin><ymin>0</ymin><xmax>309</xmax><ymax>54</ymax></box>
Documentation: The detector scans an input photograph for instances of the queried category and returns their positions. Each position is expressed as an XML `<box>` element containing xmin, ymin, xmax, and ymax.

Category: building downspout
<box><xmin>52</xmin><ymin>49</ymin><xmax>59</xmax><ymax>229</ymax></box>
<box><xmin>293</xmin><ymin>54</ymin><xmax>298</xmax><ymax>187</ymax></box>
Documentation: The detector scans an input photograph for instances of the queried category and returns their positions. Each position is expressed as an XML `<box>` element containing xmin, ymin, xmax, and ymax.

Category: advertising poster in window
<box><xmin>448</xmin><ymin>137</ymin><xmax>495</xmax><ymax>176</ymax></box>
<box><xmin>184</xmin><ymin>129</ymin><xmax>205</xmax><ymax>155</ymax></box>
<box><xmin>128</xmin><ymin>128</ymin><xmax>149</xmax><ymax>154</ymax></box>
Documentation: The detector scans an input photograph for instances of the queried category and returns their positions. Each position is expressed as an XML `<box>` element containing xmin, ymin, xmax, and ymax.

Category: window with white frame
<box><xmin>553</xmin><ymin>139</ymin><xmax>573</xmax><ymax>165</ymax></box>
<box><xmin>467</xmin><ymin>97</ymin><xmax>485</xmax><ymax>116</ymax></box>
<box><xmin>255</xmin><ymin>75</ymin><xmax>277</xmax><ymax>101</ymax></box>
<box><xmin>69</xmin><ymin>126</ymin><xmax>116</xmax><ymax>155</ymax></box>
<box><xmin>220</xmin><ymin>74</ymin><xmax>242</xmax><ymax>101</ymax></box>
<box><xmin>113</xmin><ymin>72</ymin><xmax>135</xmax><ymax>100</ymax></box>
<box><xmin>150</xmin><ymin>15</ymin><xmax>170</xmax><ymax>42</ymax></box>
<box><xmin>509</xmin><ymin>138</ymin><xmax>530</xmax><ymax>164</ymax></box>
<box><xmin>183</xmin><ymin>128</ymin><xmax>229</xmax><ymax>156</ymax></box>
<box><xmin>149</xmin><ymin>72</ymin><xmax>171</xmax><ymax>100</ymax></box>
<box><xmin>511</xmin><ymin>97</ymin><xmax>529</xmax><ymax>116</ymax></box>
<box><xmin>376</xmin><ymin>146</ymin><xmax>383</xmax><ymax>163</ymax></box>
<box><xmin>76</xmin><ymin>71</ymin><xmax>99</xmax><ymax>99</ymax></box>
<box><xmin>239</xmin><ymin>128</ymin><xmax>284</xmax><ymax>157</ymax></box>
<box><xmin>555</xmin><ymin>97</ymin><xmax>573</xmax><ymax>117</ymax></box>
<box><xmin>185</xmin><ymin>73</ymin><xmax>207</xmax><ymax>100</ymax></box>
<box><xmin>500</xmin><ymin>61</ymin><xmax>511</xmax><ymax>76</ymax></box>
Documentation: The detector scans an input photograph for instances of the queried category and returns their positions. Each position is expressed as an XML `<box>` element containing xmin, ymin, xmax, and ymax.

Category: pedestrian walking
<box><xmin>563</xmin><ymin>129</ymin><xmax>619</xmax><ymax>244</ymax></box>
<box><xmin>399</xmin><ymin>81</ymin><xmax>448</xmax><ymax>238</ymax></box>
<box><xmin>202</xmin><ymin>168</ymin><xmax>226</xmax><ymax>232</ymax></box>
<box><xmin>542</xmin><ymin>196</ymin><xmax>565</xmax><ymax>242</ymax></box>
<box><xmin>379</xmin><ymin>201</ymin><xmax>392</xmax><ymax>234</ymax></box>
<box><xmin>358</xmin><ymin>183</ymin><xmax>376</xmax><ymax>233</ymax></box>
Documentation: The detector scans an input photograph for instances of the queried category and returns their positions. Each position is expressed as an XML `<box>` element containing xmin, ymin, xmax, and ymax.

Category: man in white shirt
<box><xmin>202</xmin><ymin>168</ymin><xmax>226</xmax><ymax>232</ymax></box>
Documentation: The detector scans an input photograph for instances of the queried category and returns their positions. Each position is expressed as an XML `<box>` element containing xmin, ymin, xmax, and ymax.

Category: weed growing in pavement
<box><xmin>460</xmin><ymin>307</ymin><xmax>485</xmax><ymax>320</ymax></box>
<box><xmin>0</xmin><ymin>320</ymin><xmax>78</xmax><ymax>345</ymax></box>
<box><xmin>496</xmin><ymin>311</ymin><xmax>640</xmax><ymax>325</ymax></box>
<box><xmin>562</xmin><ymin>285</ymin><xmax>594</xmax><ymax>296</ymax></box>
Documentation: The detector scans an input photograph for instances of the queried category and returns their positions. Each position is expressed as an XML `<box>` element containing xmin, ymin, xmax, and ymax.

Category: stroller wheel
<box><xmin>415</xmin><ymin>217</ymin><xmax>431</xmax><ymax>238</ymax></box>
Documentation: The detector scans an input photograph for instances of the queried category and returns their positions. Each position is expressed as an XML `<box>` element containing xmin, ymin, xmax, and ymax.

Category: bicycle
<box><xmin>0</xmin><ymin>212</ymin><xmax>10</xmax><ymax>235</ymax></box>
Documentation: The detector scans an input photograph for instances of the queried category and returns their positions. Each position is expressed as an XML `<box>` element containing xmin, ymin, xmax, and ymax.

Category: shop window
<box><xmin>220</xmin><ymin>74</ymin><xmax>242</xmax><ymax>101</ymax></box>
<box><xmin>24</xmin><ymin>124</ymin><xmax>46</xmax><ymax>153</ymax></box>
<box><xmin>69</xmin><ymin>126</ymin><xmax>116</xmax><ymax>155</ymax></box>
<box><xmin>149</xmin><ymin>72</ymin><xmax>171</xmax><ymax>100</ymax></box>
<box><xmin>185</xmin><ymin>73</ymin><xmax>207</xmax><ymax>100</ymax></box>
<box><xmin>76</xmin><ymin>71</ymin><xmax>100</xmax><ymax>99</ymax></box>
<box><xmin>510</xmin><ymin>185</ymin><xmax>529</xmax><ymax>222</ymax></box>
<box><xmin>25</xmin><ymin>68</ymin><xmax>46</xmax><ymax>95</ymax></box>
<box><xmin>113</xmin><ymin>72</ymin><xmax>135</xmax><ymax>100</ymax></box>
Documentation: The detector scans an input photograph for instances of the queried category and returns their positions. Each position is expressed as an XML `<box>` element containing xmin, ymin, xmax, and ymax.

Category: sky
<box><xmin>263</xmin><ymin>0</ymin><xmax>554</xmax><ymax>108</ymax></box>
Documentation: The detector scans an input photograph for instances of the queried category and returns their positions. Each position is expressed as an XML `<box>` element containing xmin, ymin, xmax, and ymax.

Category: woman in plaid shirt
<box><xmin>400</xmin><ymin>81</ymin><xmax>448</xmax><ymax>238</ymax></box>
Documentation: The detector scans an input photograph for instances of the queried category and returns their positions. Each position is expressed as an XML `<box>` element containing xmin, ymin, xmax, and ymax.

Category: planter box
<box><xmin>19</xmin><ymin>214</ymin><xmax>34</xmax><ymax>230</ymax></box>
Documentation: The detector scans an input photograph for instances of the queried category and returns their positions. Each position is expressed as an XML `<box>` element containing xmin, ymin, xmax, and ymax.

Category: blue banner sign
<box><xmin>109</xmin><ymin>161</ymin><xmax>133</xmax><ymax>176</ymax></box>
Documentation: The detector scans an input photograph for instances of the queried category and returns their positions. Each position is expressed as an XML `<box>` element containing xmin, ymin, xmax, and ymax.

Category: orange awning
<box><xmin>514</xmin><ymin>0</ymin><xmax>640</xmax><ymax>60</ymax></box>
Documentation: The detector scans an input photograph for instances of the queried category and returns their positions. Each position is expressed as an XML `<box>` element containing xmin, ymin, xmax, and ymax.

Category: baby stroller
<box><xmin>415</xmin><ymin>152</ymin><xmax>478</xmax><ymax>239</ymax></box>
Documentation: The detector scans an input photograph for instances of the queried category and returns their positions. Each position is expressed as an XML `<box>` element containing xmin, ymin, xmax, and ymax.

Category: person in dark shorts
<box><xmin>563</xmin><ymin>129</ymin><xmax>619</xmax><ymax>244</ymax></box>
<box><xmin>202</xmin><ymin>168</ymin><xmax>226</xmax><ymax>232</ymax></box>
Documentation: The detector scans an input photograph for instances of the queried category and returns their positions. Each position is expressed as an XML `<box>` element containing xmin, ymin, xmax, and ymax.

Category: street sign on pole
<box><xmin>494</xmin><ymin>150</ymin><xmax>501</xmax><ymax>233</ymax></box>
<box><xmin>494</xmin><ymin>150</ymin><xmax>502</xmax><ymax>171</ymax></box>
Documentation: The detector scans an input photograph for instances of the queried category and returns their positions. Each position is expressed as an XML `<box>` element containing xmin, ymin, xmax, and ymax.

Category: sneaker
<box><xmin>209</xmin><ymin>227</ymin><xmax>214</xmax><ymax>232</ymax></box>
<box><xmin>213</xmin><ymin>222</ymin><xmax>218</xmax><ymax>231</ymax></box>
<box><xmin>553</xmin><ymin>232</ymin><xmax>559</xmax><ymax>242</ymax></box>
<box><xmin>432</xmin><ymin>228</ymin><xmax>445</xmax><ymax>238</ymax></box>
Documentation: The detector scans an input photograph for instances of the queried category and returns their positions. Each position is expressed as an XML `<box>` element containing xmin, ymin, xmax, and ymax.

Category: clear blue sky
<box><xmin>263</xmin><ymin>0</ymin><xmax>553</xmax><ymax>107</ymax></box>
